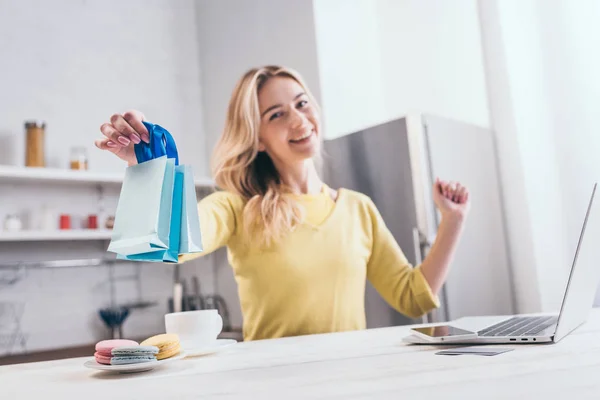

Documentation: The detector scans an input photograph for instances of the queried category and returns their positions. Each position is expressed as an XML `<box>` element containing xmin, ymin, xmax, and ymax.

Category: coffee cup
<box><xmin>165</xmin><ymin>309</ymin><xmax>223</xmax><ymax>350</ymax></box>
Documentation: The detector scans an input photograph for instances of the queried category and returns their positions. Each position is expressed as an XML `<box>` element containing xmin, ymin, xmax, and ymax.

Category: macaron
<box><xmin>140</xmin><ymin>334</ymin><xmax>181</xmax><ymax>360</ymax></box>
<box><xmin>94</xmin><ymin>339</ymin><xmax>138</xmax><ymax>365</ymax></box>
<box><xmin>110</xmin><ymin>345</ymin><xmax>159</xmax><ymax>365</ymax></box>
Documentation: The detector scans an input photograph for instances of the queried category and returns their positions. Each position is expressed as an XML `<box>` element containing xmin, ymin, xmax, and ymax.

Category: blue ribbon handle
<box><xmin>134</xmin><ymin>121</ymin><xmax>179</xmax><ymax>165</ymax></box>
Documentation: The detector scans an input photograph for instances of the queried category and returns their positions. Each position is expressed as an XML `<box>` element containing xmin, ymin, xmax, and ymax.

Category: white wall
<box><xmin>539</xmin><ymin>1</ymin><xmax>600</xmax><ymax>264</ymax></box>
<box><xmin>479</xmin><ymin>0</ymin><xmax>600</xmax><ymax>313</ymax></box>
<box><xmin>312</xmin><ymin>0</ymin><xmax>387</xmax><ymax>139</ymax></box>
<box><xmin>536</xmin><ymin>1</ymin><xmax>600</xmax><ymax>308</ymax></box>
<box><xmin>0</xmin><ymin>0</ymin><xmax>207</xmax><ymax>176</ymax></box>
<box><xmin>313</xmin><ymin>0</ymin><xmax>490</xmax><ymax>139</ymax></box>
<box><xmin>0</xmin><ymin>0</ymin><xmax>220</xmax><ymax>355</ymax></box>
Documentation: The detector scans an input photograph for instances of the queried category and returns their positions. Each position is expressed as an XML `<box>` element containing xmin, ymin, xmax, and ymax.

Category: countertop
<box><xmin>2</xmin><ymin>310</ymin><xmax>600</xmax><ymax>399</ymax></box>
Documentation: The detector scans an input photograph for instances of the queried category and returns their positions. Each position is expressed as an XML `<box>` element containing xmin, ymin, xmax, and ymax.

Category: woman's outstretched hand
<box><xmin>432</xmin><ymin>178</ymin><xmax>471</xmax><ymax>221</ymax></box>
<box><xmin>95</xmin><ymin>110</ymin><xmax>149</xmax><ymax>166</ymax></box>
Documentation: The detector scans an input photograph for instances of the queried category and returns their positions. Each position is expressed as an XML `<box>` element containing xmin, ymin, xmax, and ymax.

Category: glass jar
<box><xmin>4</xmin><ymin>214</ymin><xmax>22</xmax><ymax>232</ymax></box>
<box><xmin>25</xmin><ymin>120</ymin><xmax>46</xmax><ymax>167</ymax></box>
<box><xmin>70</xmin><ymin>146</ymin><xmax>88</xmax><ymax>170</ymax></box>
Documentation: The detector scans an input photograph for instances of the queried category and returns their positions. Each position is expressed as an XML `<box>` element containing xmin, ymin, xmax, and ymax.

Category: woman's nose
<box><xmin>289</xmin><ymin>107</ymin><xmax>307</xmax><ymax>129</ymax></box>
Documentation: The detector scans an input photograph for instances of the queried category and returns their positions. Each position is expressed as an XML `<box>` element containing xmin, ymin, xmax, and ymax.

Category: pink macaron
<box><xmin>94</xmin><ymin>339</ymin><xmax>138</xmax><ymax>365</ymax></box>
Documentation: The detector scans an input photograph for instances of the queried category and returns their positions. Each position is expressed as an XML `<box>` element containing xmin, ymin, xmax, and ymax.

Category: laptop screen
<box><xmin>554</xmin><ymin>183</ymin><xmax>600</xmax><ymax>342</ymax></box>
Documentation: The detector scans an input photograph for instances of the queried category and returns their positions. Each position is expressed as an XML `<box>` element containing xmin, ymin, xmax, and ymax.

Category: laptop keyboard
<box><xmin>477</xmin><ymin>316</ymin><xmax>558</xmax><ymax>337</ymax></box>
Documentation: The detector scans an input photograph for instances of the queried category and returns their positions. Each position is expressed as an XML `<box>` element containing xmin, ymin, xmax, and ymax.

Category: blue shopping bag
<box><xmin>177</xmin><ymin>164</ymin><xmax>203</xmax><ymax>254</ymax></box>
<box><xmin>107</xmin><ymin>122</ymin><xmax>184</xmax><ymax>263</ymax></box>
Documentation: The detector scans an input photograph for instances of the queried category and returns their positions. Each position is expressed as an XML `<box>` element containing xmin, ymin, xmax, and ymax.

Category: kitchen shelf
<box><xmin>0</xmin><ymin>257</ymin><xmax>125</xmax><ymax>269</ymax></box>
<box><xmin>0</xmin><ymin>166</ymin><xmax>215</xmax><ymax>188</ymax></box>
<box><xmin>0</xmin><ymin>229</ymin><xmax>114</xmax><ymax>242</ymax></box>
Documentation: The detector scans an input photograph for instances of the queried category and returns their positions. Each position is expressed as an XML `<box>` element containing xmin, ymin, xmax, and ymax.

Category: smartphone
<box><xmin>410</xmin><ymin>325</ymin><xmax>478</xmax><ymax>343</ymax></box>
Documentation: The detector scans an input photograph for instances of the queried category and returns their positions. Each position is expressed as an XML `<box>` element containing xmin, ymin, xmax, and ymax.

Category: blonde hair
<box><xmin>210</xmin><ymin>66</ymin><xmax>321</xmax><ymax>246</ymax></box>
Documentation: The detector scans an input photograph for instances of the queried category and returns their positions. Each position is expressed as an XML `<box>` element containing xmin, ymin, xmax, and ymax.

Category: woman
<box><xmin>95</xmin><ymin>65</ymin><xmax>470</xmax><ymax>341</ymax></box>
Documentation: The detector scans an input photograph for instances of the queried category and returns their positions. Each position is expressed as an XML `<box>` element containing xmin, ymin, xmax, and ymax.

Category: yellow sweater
<box><xmin>179</xmin><ymin>185</ymin><xmax>439</xmax><ymax>341</ymax></box>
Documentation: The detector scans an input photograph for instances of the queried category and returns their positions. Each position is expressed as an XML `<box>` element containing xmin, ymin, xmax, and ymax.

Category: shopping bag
<box><xmin>177</xmin><ymin>164</ymin><xmax>203</xmax><ymax>254</ymax></box>
<box><xmin>117</xmin><ymin>163</ymin><xmax>183</xmax><ymax>263</ymax></box>
<box><xmin>107</xmin><ymin>121</ymin><xmax>182</xmax><ymax>262</ymax></box>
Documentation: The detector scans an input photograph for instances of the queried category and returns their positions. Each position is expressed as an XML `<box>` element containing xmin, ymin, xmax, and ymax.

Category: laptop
<box><xmin>408</xmin><ymin>182</ymin><xmax>600</xmax><ymax>345</ymax></box>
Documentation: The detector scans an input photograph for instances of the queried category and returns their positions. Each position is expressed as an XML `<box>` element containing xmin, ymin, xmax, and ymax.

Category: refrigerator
<box><xmin>322</xmin><ymin>113</ymin><xmax>515</xmax><ymax>328</ymax></box>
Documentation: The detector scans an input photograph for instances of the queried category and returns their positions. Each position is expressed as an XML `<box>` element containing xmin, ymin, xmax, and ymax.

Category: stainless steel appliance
<box><xmin>322</xmin><ymin>113</ymin><xmax>515</xmax><ymax>327</ymax></box>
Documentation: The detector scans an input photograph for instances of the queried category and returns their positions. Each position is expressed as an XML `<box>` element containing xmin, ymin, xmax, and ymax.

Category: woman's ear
<box><xmin>258</xmin><ymin>140</ymin><xmax>266</xmax><ymax>152</ymax></box>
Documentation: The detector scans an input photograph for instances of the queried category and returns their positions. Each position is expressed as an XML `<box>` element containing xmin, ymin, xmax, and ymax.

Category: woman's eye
<box><xmin>297</xmin><ymin>100</ymin><xmax>308</xmax><ymax>108</ymax></box>
<box><xmin>269</xmin><ymin>111</ymin><xmax>284</xmax><ymax>121</ymax></box>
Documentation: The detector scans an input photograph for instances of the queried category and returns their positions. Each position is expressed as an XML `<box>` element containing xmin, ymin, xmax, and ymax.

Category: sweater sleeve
<box><xmin>178</xmin><ymin>191</ymin><xmax>243</xmax><ymax>263</ymax></box>
<box><xmin>364</xmin><ymin>197</ymin><xmax>440</xmax><ymax>319</ymax></box>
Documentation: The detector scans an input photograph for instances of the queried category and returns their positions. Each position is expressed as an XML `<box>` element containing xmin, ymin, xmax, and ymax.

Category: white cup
<box><xmin>165</xmin><ymin>310</ymin><xmax>223</xmax><ymax>350</ymax></box>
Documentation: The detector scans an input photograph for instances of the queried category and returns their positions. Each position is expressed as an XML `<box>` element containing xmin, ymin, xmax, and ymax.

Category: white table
<box><xmin>3</xmin><ymin>309</ymin><xmax>600</xmax><ymax>399</ymax></box>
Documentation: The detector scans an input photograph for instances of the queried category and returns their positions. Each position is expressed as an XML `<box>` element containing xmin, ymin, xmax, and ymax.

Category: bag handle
<box><xmin>134</xmin><ymin>121</ymin><xmax>180</xmax><ymax>165</ymax></box>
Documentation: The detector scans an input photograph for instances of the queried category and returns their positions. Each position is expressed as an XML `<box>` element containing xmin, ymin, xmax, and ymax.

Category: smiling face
<box><xmin>257</xmin><ymin>76</ymin><xmax>321</xmax><ymax>168</ymax></box>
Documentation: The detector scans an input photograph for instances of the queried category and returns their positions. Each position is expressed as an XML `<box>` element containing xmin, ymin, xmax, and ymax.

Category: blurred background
<box><xmin>0</xmin><ymin>0</ymin><xmax>599</xmax><ymax>364</ymax></box>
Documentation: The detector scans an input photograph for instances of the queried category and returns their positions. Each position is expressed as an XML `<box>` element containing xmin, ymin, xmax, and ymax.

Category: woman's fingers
<box><xmin>96</xmin><ymin>110</ymin><xmax>146</xmax><ymax>166</ymax></box>
<box><xmin>456</xmin><ymin>186</ymin><xmax>467</xmax><ymax>203</ymax></box>
<box><xmin>445</xmin><ymin>181</ymin><xmax>455</xmax><ymax>198</ymax></box>
<box><xmin>94</xmin><ymin>137</ymin><xmax>117</xmax><ymax>150</ymax></box>
<box><xmin>438</xmin><ymin>180</ymin><xmax>448</xmax><ymax>197</ymax></box>
<box><xmin>437</xmin><ymin>180</ymin><xmax>469</xmax><ymax>203</ymax></box>
<box><xmin>110</xmin><ymin>114</ymin><xmax>140</xmax><ymax>145</ymax></box>
<box><xmin>100</xmin><ymin>123</ymin><xmax>127</xmax><ymax>146</ymax></box>
<box><xmin>123</xmin><ymin>110</ymin><xmax>150</xmax><ymax>143</ymax></box>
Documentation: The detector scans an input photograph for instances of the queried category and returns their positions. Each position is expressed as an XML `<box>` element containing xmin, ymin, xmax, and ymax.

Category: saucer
<box><xmin>84</xmin><ymin>352</ymin><xmax>186</xmax><ymax>373</ymax></box>
<box><xmin>183</xmin><ymin>339</ymin><xmax>237</xmax><ymax>357</ymax></box>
